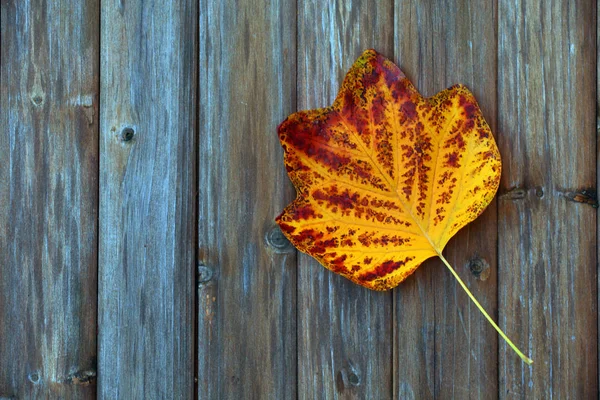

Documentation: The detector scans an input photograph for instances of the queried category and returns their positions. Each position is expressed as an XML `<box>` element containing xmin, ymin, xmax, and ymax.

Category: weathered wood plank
<box><xmin>98</xmin><ymin>1</ymin><xmax>197</xmax><ymax>398</ymax></box>
<box><xmin>197</xmin><ymin>0</ymin><xmax>297</xmax><ymax>398</ymax></box>
<box><xmin>498</xmin><ymin>0</ymin><xmax>597</xmax><ymax>398</ymax></box>
<box><xmin>296</xmin><ymin>2</ymin><xmax>394</xmax><ymax>399</ymax></box>
<box><xmin>0</xmin><ymin>1</ymin><xmax>99</xmax><ymax>398</ymax></box>
<box><xmin>394</xmin><ymin>1</ymin><xmax>498</xmax><ymax>398</ymax></box>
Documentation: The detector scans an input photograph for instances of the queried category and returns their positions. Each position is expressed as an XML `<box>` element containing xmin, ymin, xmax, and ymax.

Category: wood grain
<box><xmin>394</xmin><ymin>1</ymin><xmax>499</xmax><ymax>398</ymax></box>
<box><xmin>97</xmin><ymin>1</ymin><xmax>197</xmax><ymax>398</ymax></box>
<box><xmin>197</xmin><ymin>0</ymin><xmax>297</xmax><ymax>398</ymax></box>
<box><xmin>497</xmin><ymin>0</ymin><xmax>597</xmax><ymax>398</ymax></box>
<box><xmin>296</xmin><ymin>1</ymin><xmax>394</xmax><ymax>399</ymax></box>
<box><xmin>0</xmin><ymin>1</ymin><xmax>99</xmax><ymax>398</ymax></box>
<box><xmin>1</xmin><ymin>1</ymin><xmax>599</xmax><ymax>398</ymax></box>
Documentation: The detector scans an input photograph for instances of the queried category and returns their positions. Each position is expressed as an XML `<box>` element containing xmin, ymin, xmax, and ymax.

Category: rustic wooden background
<box><xmin>1</xmin><ymin>0</ymin><xmax>597</xmax><ymax>398</ymax></box>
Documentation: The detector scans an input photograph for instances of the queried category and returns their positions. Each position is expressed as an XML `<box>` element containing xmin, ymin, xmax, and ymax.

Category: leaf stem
<box><xmin>437</xmin><ymin>252</ymin><xmax>533</xmax><ymax>365</ymax></box>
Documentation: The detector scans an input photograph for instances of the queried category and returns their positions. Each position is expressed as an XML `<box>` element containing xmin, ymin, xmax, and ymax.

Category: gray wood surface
<box><xmin>1</xmin><ymin>0</ymin><xmax>598</xmax><ymax>398</ymax></box>
<box><xmin>497</xmin><ymin>0</ymin><xmax>597</xmax><ymax>398</ymax></box>
<box><xmin>296</xmin><ymin>1</ymin><xmax>394</xmax><ymax>399</ymax></box>
<box><xmin>394</xmin><ymin>1</ymin><xmax>499</xmax><ymax>398</ymax></box>
<box><xmin>97</xmin><ymin>0</ymin><xmax>197</xmax><ymax>398</ymax></box>
<box><xmin>197</xmin><ymin>0</ymin><xmax>297</xmax><ymax>398</ymax></box>
<box><xmin>0</xmin><ymin>1</ymin><xmax>99</xmax><ymax>398</ymax></box>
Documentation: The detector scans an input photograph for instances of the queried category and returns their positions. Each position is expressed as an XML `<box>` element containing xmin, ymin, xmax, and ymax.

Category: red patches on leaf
<box><xmin>371</xmin><ymin>96</ymin><xmax>386</xmax><ymax>125</ymax></box>
<box><xmin>459</xmin><ymin>95</ymin><xmax>477</xmax><ymax>119</ymax></box>
<box><xmin>358</xmin><ymin>232</ymin><xmax>373</xmax><ymax>247</ymax></box>
<box><xmin>401</xmin><ymin>101</ymin><xmax>417</xmax><ymax>119</ymax></box>
<box><xmin>359</xmin><ymin>257</ymin><xmax>415</xmax><ymax>282</ymax></box>
<box><xmin>293</xmin><ymin>205</ymin><xmax>316</xmax><ymax>220</ymax></box>
<box><xmin>321</xmin><ymin>238</ymin><xmax>337</xmax><ymax>248</ymax></box>
<box><xmin>362</xmin><ymin>68</ymin><xmax>381</xmax><ymax>89</ymax></box>
<box><xmin>389</xmin><ymin>79</ymin><xmax>411</xmax><ymax>102</ymax></box>
<box><xmin>373</xmin><ymin>235</ymin><xmax>408</xmax><ymax>246</ymax></box>
<box><xmin>437</xmin><ymin>171</ymin><xmax>452</xmax><ymax>185</ymax></box>
<box><xmin>351</xmin><ymin>162</ymin><xmax>373</xmax><ymax>180</ymax></box>
<box><xmin>313</xmin><ymin>186</ymin><xmax>359</xmax><ymax>211</ymax></box>
<box><xmin>381</xmin><ymin>62</ymin><xmax>404</xmax><ymax>87</ymax></box>
<box><xmin>445</xmin><ymin>152</ymin><xmax>461</xmax><ymax>168</ymax></box>
<box><xmin>437</xmin><ymin>191</ymin><xmax>452</xmax><ymax>205</ymax></box>
<box><xmin>341</xmin><ymin>238</ymin><xmax>354</xmax><ymax>247</ymax></box>
<box><xmin>329</xmin><ymin>254</ymin><xmax>348</xmax><ymax>274</ymax></box>
<box><xmin>339</xmin><ymin>95</ymin><xmax>368</xmax><ymax>135</ymax></box>
<box><xmin>326</xmin><ymin>226</ymin><xmax>338</xmax><ymax>234</ymax></box>
<box><xmin>294</xmin><ymin>228</ymin><xmax>324</xmax><ymax>244</ymax></box>
<box><xmin>280</xmin><ymin>114</ymin><xmax>352</xmax><ymax>171</ymax></box>
<box><xmin>445</xmin><ymin>131</ymin><xmax>466</xmax><ymax>150</ymax></box>
<box><xmin>278</xmin><ymin>222</ymin><xmax>296</xmax><ymax>234</ymax></box>
<box><xmin>311</xmin><ymin>238</ymin><xmax>338</xmax><ymax>255</ymax></box>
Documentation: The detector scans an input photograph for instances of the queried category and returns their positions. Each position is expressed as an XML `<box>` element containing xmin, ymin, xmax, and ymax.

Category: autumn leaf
<box><xmin>277</xmin><ymin>49</ymin><xmax>498</xmax><ymax>289</ymax></box>
<box><xmin>276</xmin><ymin>49</ymin><xmax>532</xmax><ymax>365</ymax></box>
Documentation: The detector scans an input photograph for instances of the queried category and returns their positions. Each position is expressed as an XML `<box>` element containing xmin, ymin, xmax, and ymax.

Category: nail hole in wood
<box><xmin>121</xmin><ymin>127</ymin><xmax>135</xmax><ymax>142</ymax></box>
<box><xmin>536</xmin><ymin>187</ymin><xmax>544</xmax><ymax>198</ymax></box>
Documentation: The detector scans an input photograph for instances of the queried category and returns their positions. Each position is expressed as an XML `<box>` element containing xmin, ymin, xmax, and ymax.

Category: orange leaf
<box><xmin>277</xmin><ymin>49</ymin><xmax>532</xmax><ymax>364</ymax></box>
<box><xmin>277</xmin><ymin>49</ymin><xmax>500</xmax><ymax>290</ymax></box>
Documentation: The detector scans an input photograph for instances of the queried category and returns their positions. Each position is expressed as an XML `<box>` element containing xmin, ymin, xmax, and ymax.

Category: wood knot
<box><xmin>198</xmin><ymin>263</ymin><xmax>213</xmax><ymax>285</ymax></box>
<box><xmin>468</xmin><ymin>256</ymin><xmax>490</xmax><ymax>281</ymax></box>
<box><xmin>337</xmin><ymin>365</ymin><xmax>361</xmax><ymax>392</ymax></box>
<box><xmin>499</xmin><ymin>187</ymin><xmax>526</xmax><ymax>200</ymax></box>
<box><xmin>347</xmin><ymin>372</ymin><xmax>360</xmax><ymax>386</ymax></box>
<box><xmin>28</xmin><ymin>372</ymin><xmax>40</xmax><ymax>384</ymax></box>
<box><xmin>30</xmin><ymin>95</ymin><xmax>44</xmax><ymax>107</ymax></box>
<box><xmin>265</xmin><ymin>226</ymin><xmax>293</xmax><ymax>253</ymax></box>
<box><xmin>62</xmin><ymin>369</ymin><xmax>96</xmax><ymax>385</ymax></box>
<box><xmin>564</xmin><ymin>188</ymin><xmax>598</xmax><ymax>208</ymax></box>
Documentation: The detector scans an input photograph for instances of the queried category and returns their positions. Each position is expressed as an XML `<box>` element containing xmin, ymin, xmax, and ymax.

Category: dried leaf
<box><xmin>276</xmin><ymin>49</ymin><xmax>532</xmax><ymax>364</ymax></box>
<box><xmin>277</xmin><ymin>49</ymin><xmax>500</xmax><ymax>290</ymax></box>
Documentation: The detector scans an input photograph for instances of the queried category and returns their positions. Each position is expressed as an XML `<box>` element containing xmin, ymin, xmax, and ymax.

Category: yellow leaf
<box><xmin>277</xmin><ymin>49</ymin><xmax>532</xmax><ymax>365</ymax></box>
<box><xmin>278</xmin><ymin>49</ymin><xmax>499</xmax><ymax>289</ymax></box>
